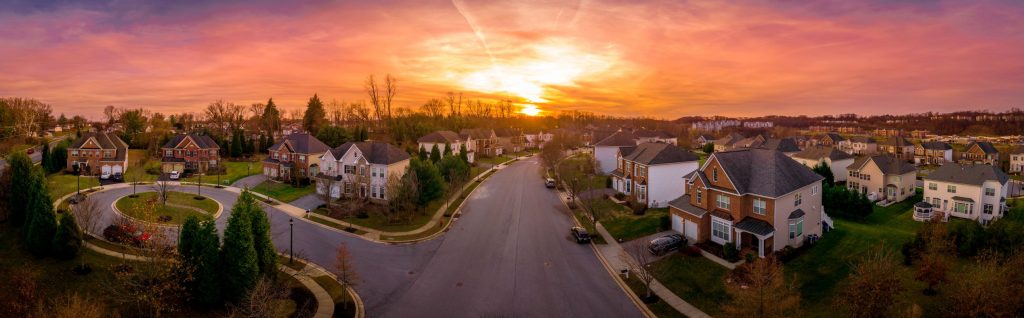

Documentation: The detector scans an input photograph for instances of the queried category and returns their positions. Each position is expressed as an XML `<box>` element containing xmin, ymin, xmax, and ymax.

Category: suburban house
<box><xmin>587</xmin><ymin>129</ymin><xmax>617</xmax><ymax>147</ymax></box>
<box><xmin>523</xmin><ymin>130</ymin><xmax>553</xmax><ymax>148</ymax></box>
<box><xmin>791</xmin><ymin>146</ymin><xmax>855</xmax><ymax>182</ymax></box>
<box><xmin>695</xmin><ymin>134</ymin><xmax>715</xmax><ymax>147</ymax></box>
<box><xmin>263</xmin><ymin>133</ymin><xmax>331</xmax><ymax>181</ymax></box>
<box><xmin>633</xmin><ymin>129</ymin><xmax>678</xmax><ymax>145</ymax></box>
<box><xmin>495</xmin><ymin>128</ymin><xmax>527</xmax><ymax>153</ymax></box>
<box><xmin>668</xmin><ymin>148</ymin><xmax>825</xmax><ymax>258</ymax></box>
<box><xmin>317</xmin><ymin>141</ymin><xmax>411</xmax><ymax>201</ymax></box>
<box><xmin>879</xmin><ymin>137</ymin><xmax>915</xmax><ymax>161</ymax></box>
<box><xmin>610</xmin><ymin>143</ymin><xmax>699</xmax><ymax>208</ymax></box>
<box><xmin>843</xmin><ymin>136</ymin><xmax>878</xmax><ymax>155</ymax></box>
<box><xmin>960</xmin><ymin>141</ymin><xmax>1000</xmax><ymax>166</ymax></box>
<box><xmin>417</xmin><ymin>130</ymin><xmax>474</xmax><ymax>163</ymax></box>
<box><xmin>846</xmin><ymin>155</ymin><xmax>917</xmax><ymax>204</ymax></box>
<box><xmin>1010</xmin><ymin>146</ymin><xmax>1024</xmax><ymax>174</ymax></box>
<box><xmin>712</xmin><ymin>133</ymin><xmax>745</xmax><ymax>152</ymax></box>
<box><xmin>755</xmin><ymin>138</ymin><xmax>801</xmax><ymax>156</ymax></box>
<box><xmin>920</xmin><ymin>163</ymin><xmax>1009</xmax><ymax>225</ymax></box>
<box><xmin>817</xmin><ymin>133</ymin><xmax>847</xmax><ymax>147</ymax></box>
<box><xmin>914</xmin><ymin>141</ymin><xmax>953</xmax><ymax>165</ymax></box>
<box><xmin>66</xmin><ymin>132</ymin><xmax>129</xmax><ymax>178</ymax></box>
<box><xmin>160</xmin><ymin>133</ymin><xmax>220</xmax><ymax>173</ymax></box>
<box><xmin>593</xmin><ymin>130</ymin><xmax>639</xmax><ymax>174</ymax></box>
<box><xmin>460</xmin><ymin>128</ymin><xmax>501</xmax><ymax>156</ymax></box>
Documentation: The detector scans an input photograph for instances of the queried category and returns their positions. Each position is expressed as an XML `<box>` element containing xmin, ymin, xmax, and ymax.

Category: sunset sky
<box><xmin>2</xmin><ymin>0</ymin><xmax>1024</xmax><ymax>119</ymax></box>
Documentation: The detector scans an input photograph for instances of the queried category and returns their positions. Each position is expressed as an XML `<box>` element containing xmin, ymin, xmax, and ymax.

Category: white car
<box><xmin>169</xmin><ymin>171</ymin><xmax>181</xmax><ymax>180</ymax></box>
<box><xmin>100</xmin><ymin>171</ymin><xmax>111</xmax><ymax>180</ymax></box>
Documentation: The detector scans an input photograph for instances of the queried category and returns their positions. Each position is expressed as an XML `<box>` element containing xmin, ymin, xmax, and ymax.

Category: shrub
<box><xmin>631</xmin><ymin>202</ymin><xmax>648</xmax><ymax>215</ymax></box>
<box><xmin>745</xmin><ymin>252</ymin><xmax>757</xmax><ymax>263</ymax></box>
<box><xmin>605</xmin><ymin>176</ymin><xmax>612</xmax><ymax>188</ymax></box>
<box><xmin>613</xmin><ymin>192</ymin><xmax>627</xmax><ymax>201</ymax></box>
<box><xmin>659</xmin><ymin>215</ymin><xmax>671</xmax><ymax>231</ymax></box>
<box><xmin>722</xmin><ymin>242</ymin><xmax>739</xmax><ymax>261</ymax></box>
<box><xmin>102</xmin><ymin>224</ymin><xmax>128</xmax><ymax>243</ymax></box>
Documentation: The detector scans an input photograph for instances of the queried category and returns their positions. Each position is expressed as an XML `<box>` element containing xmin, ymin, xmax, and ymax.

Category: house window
<box><xmin>712</xmin><ymin>220</ymin><xmax>730</xmax><ymax>242</ymax></box>
<box><xmin>947</xmin><ymin>185</ymin><xmax>956</xmax><ymax>193</ymax></box>
<box><xmin>954</xmin><ymin>202</ymin><xmax>970</xmax><ymax>214</ymax></box>
<box><xmin>984</xmin><ymin>188</ymin><xmax>995</xmax><ymax>196</ymax></box>
<box><xmin>789</xmin><ymin>219</ymin><xmax>804</xmax><ymax>239</ymax></box>
<box><xmin>371</xmin><ymin>167</ymin><xmax>377</xmax><ymax>177</ymax></box>
<box><xmin>795</xmin><ymin>193</ymin><xmax>802</xmax><ymax>206</ymax></box>
<box><xmin>712</xmin><ymin>168</ymin><xmax>719</xmax><ymax>182</ymax></box>
<box><xmin>165</xmin><ymin>150</ymin><xmax>172</xmax><ymax>156</ymax></box>
<box><xmin>983</xmin><ymin>204</ymin><xmax>993</xmax><ymax>214</ymax></box>
<box><xmin>380</xmin><ymin>169</ymin><xmax>386</xmax><ymax>179</ymax></box>
<box><xmin>344</xmin><ymin>165</ymin><xmax>355</xmax><ymax>174</ymax></box>
<box><xmin>696</xmin><ymin>189</ymin><xmax>702</xmax><ymax>203</ymax></box>
<box><xmin>753</xmin><ymin>198</ymin><xmax>767</xmax><ymax>215</ymax></box>
<box><xmin>379</xmin><ymin>186</ymin><xmax>386</xmax><ymax>199</ymax></box>
<box><xmin>928</xmin><ymin>183</ymin><xmax>937</xmax><ymax>190</ymax></box>
<box><xmin>71</xmin><ymin>150</ymin><xmax>78</xmax><ymax>156</ymax></box>
<box><xmin>371</xmin><ymin>186</ymin><xmax>378</xmax><ymax>198</ymax></box>
<box><xmin>638</xmin><ymin>185</ymin><xmax>646</xmax><ymax>201</ymax></box>
<box><xmin>716</xmin><ymin>194</ymin><xmax>730</xmax><ymax>209</ymax></box>
<box><xmin>932</xmin><ymin>198</ymin><xmax>940</xmax><ymax>206</ymax></box>
<box><xmin>812</xmin><ymin>185</ymin><xmax>819</xmax><ymax>195</ymax></box>
<box><xmin>300</xmin><ymin>155</ymin><xmax>306</xmax><ymax>162</ymax></box>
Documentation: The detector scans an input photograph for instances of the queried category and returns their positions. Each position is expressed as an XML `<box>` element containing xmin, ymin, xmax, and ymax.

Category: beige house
<box><xmin>844</xmin><ymin>136</ymin><xmax>878</xmax><ymax>155</ymax></box>
<box><xmin>879</xmin><ymin>137</ymin><xmax>915</xmax><ymax>161</ymax></box>
<box><xmin>792</xmin><ymin>146</ymin><xmax>855</xmax><ymax>182</ymax></box>
<box><xmin>846</xmin><ymin>155</ymin><xmax>917</xmax><ymax>204</ymax></box>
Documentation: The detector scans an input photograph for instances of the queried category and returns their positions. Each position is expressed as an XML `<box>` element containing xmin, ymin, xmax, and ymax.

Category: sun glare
<box><xmin>520</xmin><ymin>104</ymin><xmax>541</xmax><ymax>116</ymax></box>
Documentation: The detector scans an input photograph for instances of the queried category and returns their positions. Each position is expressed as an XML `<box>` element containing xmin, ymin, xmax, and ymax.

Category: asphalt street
<box><xmin>83</xmin><ymin>156</ymin><xmax>641</xmax><ymax>318</ymax></box>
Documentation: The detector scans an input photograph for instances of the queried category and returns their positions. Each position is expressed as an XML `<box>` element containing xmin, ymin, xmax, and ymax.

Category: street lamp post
<box><xmin>289</xmin><ymin>218</ymin><xmax>294</xmax><ymax>264</ymax></box>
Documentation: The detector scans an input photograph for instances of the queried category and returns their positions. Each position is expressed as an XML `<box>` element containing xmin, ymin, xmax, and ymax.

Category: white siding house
<box><xmin>921</xmin><ymin>163</ymin><xmax>1010</xmax><ymax>225</ymax></box>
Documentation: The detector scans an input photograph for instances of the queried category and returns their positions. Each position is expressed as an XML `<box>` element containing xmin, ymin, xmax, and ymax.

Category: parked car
<box><xmin>648</xmin><ymin>234</ymin><xmax>686</xmax><ymax>256</ymax></box>
<box><xmin>111</xmin><ymin>172</ymin><xmax>123</xmax><ymax>182</ymax></box>
<box><xmin>169</xmin><ymin>170</ymin><xmax>181</xmax><ymax>180</ymax></box>
<box><xmin>100</xmin><ymin>171</ymin><xmax>111</xmax><ymax>180</ymax></box>
<box><xmin>545</xmin><ymin>178</ymin><xmax>556</xmax><ymax>188</ymax></box>
<box><xmin>570</xmin><ymin>227</ymin><xmax>591</xmax><ymax>244</ymax></box>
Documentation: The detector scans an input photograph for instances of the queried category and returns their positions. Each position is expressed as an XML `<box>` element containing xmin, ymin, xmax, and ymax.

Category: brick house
<box><xmin>668</xmin><ymin>149</ymin><xmax>825</xmax><ymax>258</ymax></box>
<box><xmin>160</xmin><ymin>133</ymin><xmax>220</xmax><ymax>173</ymax></box>
<box><xmin>879</xmin><ymin>136</ymin><xmax>915</xmax><ymax>161</ymax></box>
<box><xmin>460</xmin><ymin>128</ymin><xmax>501</xmax><ymax>157</ymax></box>
<box><xmin>914</xmin><ymin>141</ymin><xmax>953</xmax><ymax>165</ymax></box>
<box><xmin>67</xmin><ymin>132</ymin><xmax>129</xmax><ymax>178</ymax></box>
<box><xmin>960</xmin><ymin>141</ymin><xmax>1000</xmax><ymax>166</ymax></box>
<box><xmin>263</xmin><ymin>133</ymin><xmax>331</xmax><ymax>181</ymax></box>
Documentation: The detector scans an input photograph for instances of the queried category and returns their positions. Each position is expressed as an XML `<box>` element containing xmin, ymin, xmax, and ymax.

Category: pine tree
<box><xmin>418</xmin><ymin>146</ymin><xmax>428</xmax><ymax>160</ymax></box>
<box><xmin>25</xmin><ymin>169</ymin><xmax>56</xmax><ymax>256</ymax></box>
<box><xmin>459</xmin><ymin>144</ymin><xmax>469</xmax><ymax>163</ymax></box>
<box><xmin>261</xmin><ymin>98</ymin><xmax>282</xmax><ymax>133</ymax></box>
<box><xmin>231</xmin><ymin>130</ymin><xmax>243</xmax><ymax>158</ymax></box>
<box><xmin>240</xmin><ymin>190</ymin><xmax>276</xmax><ymax>279</ymax></box>
<box><xmin>52</xmin><ymin>213</ymin><xmax>82</xmax><ymax>260</ymax></box>
<box><xmin>443</xmin><ymin>143</ymin><xmax>452</xmax><ymax>156</ymax></box>
<box><xmin>429</xmin><ymin>144</ymin><xmax>441</xmax><ymax>163</ymax></box>
<box><xmin>49</xmin><ymin>143</ymin><xmax>68</xmax><ymax>173</ymax></box>
<box><xmin>411</xmin><ymin>158</ymin><xmax>446</xmax><ymax>207</ymax></box>
<box><xmin>40</xmin><ymin>143</ymin><xmax>50</xmax><ymax>173</ymax></box>
<box><xmin>5</xmin><ymin>153</ymin><xmax>33</xmax><ymax>226</ymax></box>
<box><xmin>221</xmin><ymin>198</ymin><xmax>259</xmax><ymax>302</ymax></box>
<box><xmin>179</xmin><ymin>216</ymin><xmax>222</xmax><ymax>305</ymax></box>
<box><xmin>303</xmin><ymin>94</ymin><xmax>327</xmax><ymax>134</ymax></box>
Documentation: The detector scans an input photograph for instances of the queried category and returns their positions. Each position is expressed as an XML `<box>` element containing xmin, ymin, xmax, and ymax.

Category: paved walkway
<box><xmin>279</xmin><ymin>264</ymin><xmax>335</xmax><ymax>318</ymax></box>
<box><xmin>591</xmin><ymin>224</ymin><xmax>711</xmax><ymax>318</ymax></box>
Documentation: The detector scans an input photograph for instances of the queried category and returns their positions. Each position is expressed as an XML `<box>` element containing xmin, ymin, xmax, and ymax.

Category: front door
<box><xmin>360</xmin><ymin>185</ymin><xmax>366</xmax><ymax>198</ymax></box>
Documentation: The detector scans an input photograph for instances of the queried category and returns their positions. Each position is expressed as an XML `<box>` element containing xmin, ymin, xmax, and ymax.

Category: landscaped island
<box><xmin>115</xmin><ymin>191</ymin><xmax>217</xmax><ymax>225</ymax></box>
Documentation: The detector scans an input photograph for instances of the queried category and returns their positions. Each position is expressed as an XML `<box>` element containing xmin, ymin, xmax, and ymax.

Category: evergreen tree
<box><xmin>5</xmin><ymin>153</ymin><xmax>33</xmax><ymax>226</ymax></box>
<box><xmin>52</xmin><ymin>212</ymin><xmax>82</xmax><ymax>260</ymax></box>
<box><xmin>230</xmin><ymin>130</ymin><xmax>243</xmax><ymax>158</ymax></box>
<box><xmin>459</xmin><ymin>144</ymin><xmax>469</xmax><ymax>163</ymax></box>
<box><xmin>221</xmin><ymin>197</ymin><xmax>259</xmax><ymax>302</ymax></box>
<box><xmin>438</xmin><ymin>155</ymin><xmax>470</xmax><ymax>182</ymax></box>
<box><xmin>418</xmin><ymin>146</ymin><xmax>428</xmax><ymax>160</ymax></box>
<box><xmin>316</xmin><ymin>126</ymin><xmax>350</xmax><ymax>148</ymax></box>
<box><xmin>410</xmin><ymin>158</ymin><xmax>446</xmax><ymax>207</ymax></box>
<box><xmin>25</xmin><ymin>169</ymin><xmax>56</xmax><ymax>256</ymax></box>
<box><xmin>179</xmin><ymin>216</ymin><xmax>222</xmax><ymax>305</ymax></box>
<box><xmin>303</xmin><ymin>94</ymin><xmax>327</xmax><ymax>135</ymax></box>
<box><xmin>49</xmin><ymin>143</ymin><xmax>68</xmax><ymax>173</ymax></box>
<box><xmin>240</xmin><ymin>190</ymin><xmax>276</xmax><ymax>279</ymax></box>
<box><xmin>261</xmin><ymin>98</ymin><xmax>282</xmax><ymax>133</ymax></box>
<box><xmin>812</xmin><ymin>162</ymin><xmax>835</xmax><ymax>186</ymax></box>
<box><xmin>40</xmin><ymin>143</ymin><xmax>50</xmax><ymax>172</ymax></box>
<box><xmin>429</xmin><ymin>144</ymin><xmax>441</xmax><ymax>163</ymax></box>
<box><xmin>443</xmin><ymin>143</ymin><xmax>452</xmax><ymax>156</ymax></box>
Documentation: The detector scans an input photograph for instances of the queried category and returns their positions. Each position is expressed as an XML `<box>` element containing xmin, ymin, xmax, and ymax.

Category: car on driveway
<box><xmin>545</xmin><ymin>178</ymin><xmax>556</xmax><ymax>188</ymax></box>
<box><xmin>648</xmin><ymin>234</ymin><xmax>686</xmax><ymax>256</ymax></box>
<box><xmin>570</xmin><ymin>227</ymin><xmax>591</xmax><ymax>244</ymax></box>
<box><xmin>169</xmin><ymin>170</ymin><xmax>181</xmax><ymax>180</ymax></box>
<box><xmin>111</xmin><ymin>172</ymin><xmax>123</xmax><ymax>182</ymax></box>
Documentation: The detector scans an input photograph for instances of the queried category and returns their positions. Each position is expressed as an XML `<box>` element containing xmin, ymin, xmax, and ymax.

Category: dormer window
<box><xmin>712</xmin><ymin>168</ymin><xmax>719</xmax><ymax>182</ymax></box>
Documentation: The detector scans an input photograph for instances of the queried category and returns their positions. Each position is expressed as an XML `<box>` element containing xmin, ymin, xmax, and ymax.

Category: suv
<box><xmin>648</xmin><ymin>234</ymin><xmax>686</xmax><ymax>256</ymax></box>
<box><xmin>169</xmin><ymin>171</ymin><xmax>181</xmax><ymax>180</ymax></box>
<box><xmin>570</xmin><ymin>227</ymin><xmax>591</xmax><ymax>244</ymax></box>
<box><xmin>545</xmin><ymin>178</ymin><xmax>556</xmax><ymax>188</ymax></box>
<box><xmin>111</xmin><ymin>172</ymin><xmax>123</xmax><ymax>182</ymax></box>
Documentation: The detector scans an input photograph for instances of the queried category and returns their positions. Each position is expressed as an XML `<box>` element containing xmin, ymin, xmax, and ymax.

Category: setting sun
<box><xmin>520</xmin><ymin>104</ymin><xmax>541</xmax><ymax>116</ymax></box>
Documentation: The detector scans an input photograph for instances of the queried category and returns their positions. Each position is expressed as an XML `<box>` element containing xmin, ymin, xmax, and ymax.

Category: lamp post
<box><xmin>289</xmin><ymin>218</ymin><xmax>294</xmax><ymax>264</ymax></box>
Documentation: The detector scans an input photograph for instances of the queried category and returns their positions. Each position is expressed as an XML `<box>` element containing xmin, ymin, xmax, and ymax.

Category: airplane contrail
<box><xmin>451</xmin><ymin>0</ymin><xmax>498</xmax><ymax>67</ymax></box>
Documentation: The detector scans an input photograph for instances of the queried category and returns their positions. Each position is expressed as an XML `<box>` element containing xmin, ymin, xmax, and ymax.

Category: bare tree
<box><xmin>723</xmin><ymin>256</ymin><xmax>801</xmax><ymax>318</ymax></box>
<box><xmin>421</xmin><ymin>98</ymin><xmax>445</xmax><ymax>118</ymax></box>
<box><xmin>366</xmin><ymin>75</ymin><xmax>383</xmax><ymax>128</ymax></box>
<box><xmin>108</xmin><ymin>213</ymin><xmax>190</xmax><ymax>317</ymax></box>
<box><xmin>445</xmin><ymin>91</ymin><xmax>463</xmax><ymax>117</ymax></box>
<box><xmin>73</xmin><ymin>197</ymin><xmax>105</xmax><ymax>238</ymax></box>
<box><xmin>328</xmin><ymin>98</ymin><xmax>345</xmax><ymax>125</ymax></box>
<box><xmin>384</xmin><ymin>74</ymin><xmax>397</xmax><ymax>122</ymax></box>
<box><xmin>621</xmin><ymin>240</ymin><xmax>658</xmax><ymax>299</ymax></box>
<box><xmin>152</xmin><ymin>180</ymin><xmax>171</xmax><ymax>207</ymax></box>
<box><xmin>232</xmin><ymin>278</ymin><xmax>290</xmax><ymax>318</ymax></box>
<box><xmin>289</xmin><ymin>109</ymin><xmax>303</xmax><ymax>123</ymax></box>
<box><xmin>347</xmin><ymin>101</ymin><xmax>371</xmax><ymax>125</ymax></box>
<box><xmin>317</xmin><ymin>175</ymin><xmax>337</xmax><ymax>212</ymax></box>
<box><xmin>333</xmin><ymin>243</ymin><xmax>360</xmax><ymax>310</ymax></box>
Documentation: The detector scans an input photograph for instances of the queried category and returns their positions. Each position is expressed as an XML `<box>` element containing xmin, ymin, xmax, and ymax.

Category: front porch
<box><xmin>733</xmin><ymin>218</ymin><xmax>775</xmax><ymax>258</ymax></box>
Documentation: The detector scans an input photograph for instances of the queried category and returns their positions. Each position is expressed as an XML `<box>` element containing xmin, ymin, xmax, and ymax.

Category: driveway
<box><xmin>289</xmin><ymin>193</ymin><xmax>325</xmax><ymax>211</ymax></box>
<box><xmin>82</xmin><ymin>157</ymin><xmax>641</xmax><ymax>317</ymax></box>
<box><xmin>232</xmin><ymin>173</ymin><xmax>267</xmax><ymax>189</ymax></box>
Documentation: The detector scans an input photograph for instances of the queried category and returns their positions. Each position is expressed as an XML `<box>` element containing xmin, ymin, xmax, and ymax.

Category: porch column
<box><xmin>734</xmin><ymin>229</ymin><xmax>742</xmax><ymax>249</ymax></box>
<box><xmin>758</xmin><ymin>237</ymin><xmax>765</xmax><ymax>258</ymax></box>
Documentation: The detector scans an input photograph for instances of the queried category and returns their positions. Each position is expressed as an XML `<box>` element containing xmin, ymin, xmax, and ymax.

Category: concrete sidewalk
<box><xmin>593</xmin><ymin>223</ymin><xmax>712</xmax><ymax>318</ymax></box>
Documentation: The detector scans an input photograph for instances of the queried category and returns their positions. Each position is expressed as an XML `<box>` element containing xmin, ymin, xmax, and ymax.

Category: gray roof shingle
<box><xmin>848</xmin><ymin>155</ymin><xmax>916</xmax><ymax>175</ymax></box>
<box><xmin>162</xmin><ymin>133</ymin><xmax>219</xmax><ymax>149</ymax></box>
<box><xmin>925</xmin><ymin>163</ymin><xmax>1009</xmax><ymax>186</ymax></box>
<box><xmin>793</xmin><ymin>146</ymin><xmax>853</xmax><ymax>161</ymax></box>
<box><xmin>594</xmin><ymin>131</ymin><xmax>637</xmax><ymax>147</ymax></box>
<box><xmin>918</xmin><ymin>141</ymin><xmax>952</xmax><ymax>150</ymax></box>
<box><xmin>621</xmin><ymin>143</ymin><xmax>698</xmax><ymax>165</ymax></box>
<box><xmin>710</xmin><ymin>148</ymin><xmax>824</xmax><ymax>197</ymax></box>
<box><xmin>329</xmin><ymin>141</ymin><xmax>411</xmax><ymax>165</ymax></box>
<box><xmin>966</xmin><ymin>141</ymin><xmax>998</xmax><ymax>154</ymax></box>
<box><xmin>268</xmin><ymin>133</ymin><xmax>331</xmax><ymax>154</ymax></box>
<box><xmin>418</xmin><ymin>131</ymin><xmax>463</xmax><ymax>144</ymax></box>
<box><xmin>735</xmin><ymin>217</ymin><xmax>775</xmax><ymax>236</ymax></box>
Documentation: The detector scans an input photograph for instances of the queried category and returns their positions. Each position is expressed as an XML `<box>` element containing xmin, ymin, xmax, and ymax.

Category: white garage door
<box><xmin>330</xmin><ymin>184</ymin><xmax>341</xmax><ymax>198</ymax></box>
<box><xmin>101</xmin><ymin>165</ymin><xmax>112</xmax><ymax>174</ymax></box>
<box><xmin>671</xmin><ymin>214</ymin><xmax>685</xmax><ymax>233</ymax></box>
<box><xmin>684</xmin><ymin>220</ymin><xmax>699</xmax><ymax>242</ymax></box>
<box><xmin>112</xmin><ymin>165</ymin><xmax>123</xmax><ymax>174</ymax></box>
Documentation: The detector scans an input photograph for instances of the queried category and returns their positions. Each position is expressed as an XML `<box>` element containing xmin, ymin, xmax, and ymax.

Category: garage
<box><xmin>684</xmin><ymin>220</ymin><xmax>699</xmax><ymax>242</ymax></box>
<box><xmin>112</xmin><ymin>165</ymin><xmax>123</xmax><ymax>174</ymax></box>
<box><xmin>101</xmin><ymin>165</ymin><xmax>112</xmax><ymax>177</ymax></box>
<box><xmin>671</xmin><ymin>214</ymin><xmax>685</xmax><ymax>233</ymax></box>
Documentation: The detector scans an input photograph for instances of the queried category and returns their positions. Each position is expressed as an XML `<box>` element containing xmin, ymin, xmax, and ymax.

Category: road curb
<box><xmin>278</xmin><ymin>253</ymin><xmax>365</xmax><ymax>318</ymax></box>
<box><xmin>555</xmin><ymin>187</ymin><xmax>656</xmax><ymax>318</ymax></box>
<box><xmin>107</xmin><ymin>191</ymin><xmax>223</xmax><ymax>229</ymax></box>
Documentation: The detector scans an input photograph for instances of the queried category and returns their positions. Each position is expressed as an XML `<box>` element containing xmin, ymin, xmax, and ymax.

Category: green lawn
<box><xmin>252</xmin><ymin>181</ymin><xmax>315</xmax><ymax>203</ymax></box>
<box><xmin>602</xmin><ymin>207</ymin><xmax>669</xmax><ymax>241</ymax></box>
<box><xmin>115</xmin><ymin>191</ymin><xmax>216</xmax><ymax>224</ymax></box>
<box><xmin>312</xmin><ymin>275</ymin><xmax>358</xmax><ymax>317</ymax></box>
<box><xmin>645</xmin><ymin>254</ymin><xmax>729</xmax><ymax>317</ymax></box>
<box><xmin>218</xmin><ymin>160</ymin><xmax>262</xmax><ymax>185</ymax></box>
<box><xmin>46</xmin><ymin>173</ymin><xmax>100</xmax><ymax>201</ymax></box>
